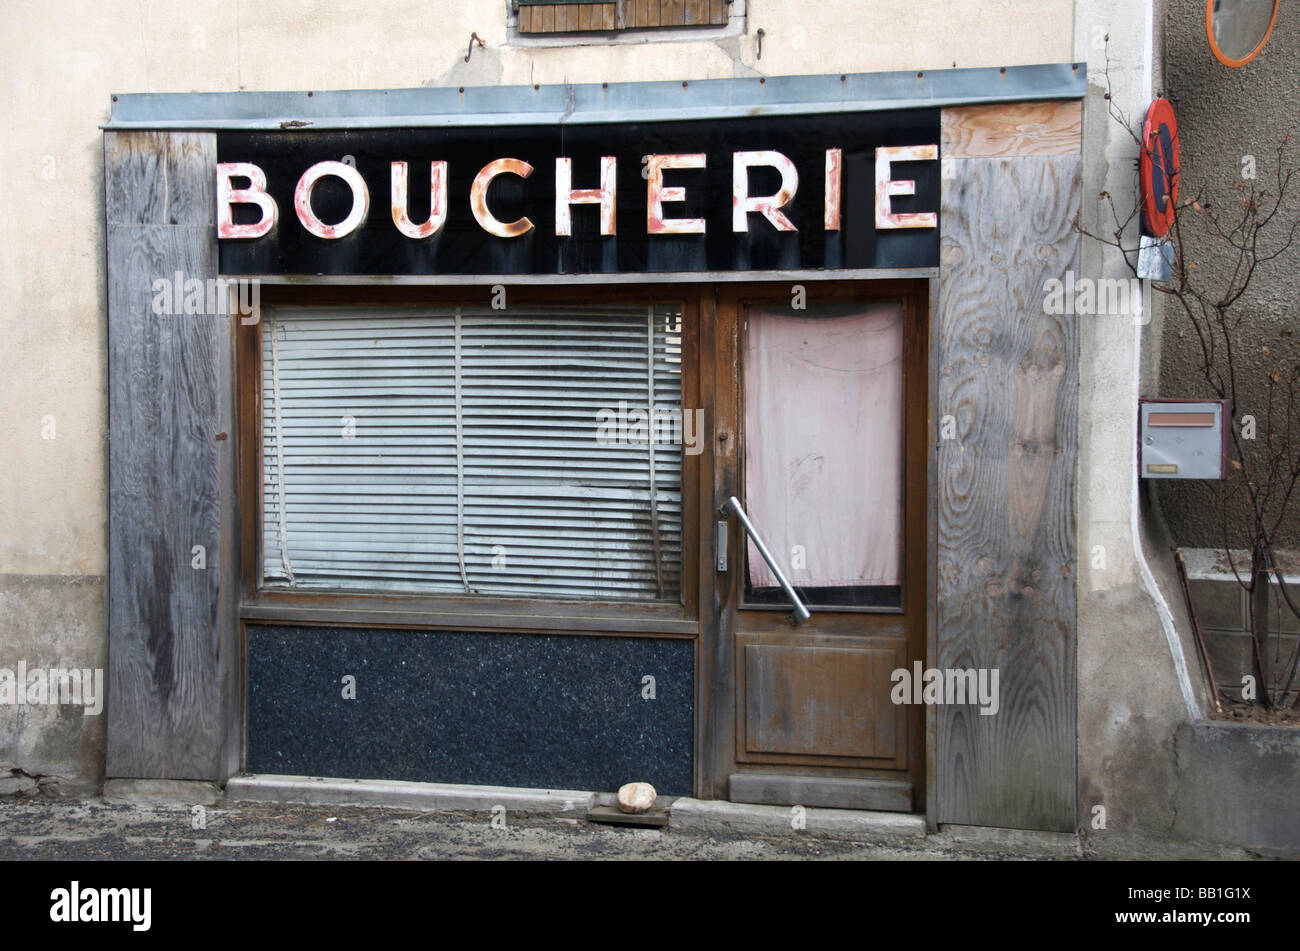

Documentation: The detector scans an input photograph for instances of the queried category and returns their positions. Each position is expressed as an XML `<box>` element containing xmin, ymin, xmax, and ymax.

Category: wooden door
<box><xmin>705</xmin><ymin>281</ymin><xmax>928</xmax><ymax>811</ymax></box>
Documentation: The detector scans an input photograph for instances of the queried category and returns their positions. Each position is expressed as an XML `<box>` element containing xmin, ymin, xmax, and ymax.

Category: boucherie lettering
<box><xmin>217</xmin><ymin>147</ymin><xmax>937</xmax><ymax>241</ymax></box>
<box><xmin>214</xmin><ymin>112</ymin><xmax>941</xmax><ymax>275</ymax></box>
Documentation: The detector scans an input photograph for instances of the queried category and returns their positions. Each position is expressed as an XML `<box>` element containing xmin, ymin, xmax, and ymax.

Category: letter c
<box><xmin>470</xmin><ymin>158</ymin><xmax>535</xmax><ymax>237</ymax></box>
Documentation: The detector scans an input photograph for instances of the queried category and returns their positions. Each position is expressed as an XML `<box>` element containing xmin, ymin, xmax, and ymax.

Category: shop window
<box><xmin>515</xmin><ymin>0</ymin><xmax>729</xmax><ymax>34</ymax></box>
<box><xmin>260</xmin><ymin>303</ymin><xmax>683</xmax><ymax>602</ymax></box>
<box><xmin>742</xmin><ymin>301</ymin><xmax>904</xmax><ymax>609</ymax></box>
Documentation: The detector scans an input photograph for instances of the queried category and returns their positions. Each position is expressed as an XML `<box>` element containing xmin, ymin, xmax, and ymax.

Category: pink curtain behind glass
<box><xmin>744</xmin><ymin>303</ymin><xmax>903</xmax><ymax>589</ymax></box>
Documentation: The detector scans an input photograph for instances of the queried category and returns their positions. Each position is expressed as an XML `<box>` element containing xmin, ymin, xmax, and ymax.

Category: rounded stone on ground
<box><xmin>617</xmin><ymin>782</ymin><xmax>656</xmax><ymax>814</ymax></box>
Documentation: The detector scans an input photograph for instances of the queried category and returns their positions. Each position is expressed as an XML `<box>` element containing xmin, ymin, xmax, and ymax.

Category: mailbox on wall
<box><xmin>1139</xmin><ymin>399</ymin><xmax>1230</xmax><ymax>479</ymax></box>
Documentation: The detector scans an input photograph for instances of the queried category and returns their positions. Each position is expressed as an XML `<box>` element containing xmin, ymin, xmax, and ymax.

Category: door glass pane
<box><xmin>743</xmin><ymin>300</ymin><xmax>904</xmax><ymax>609</ymax></box>
<box><xmin>261</xmin><ymin>303</ymin><xmax>683</xmax><ymax>602</ymax></box>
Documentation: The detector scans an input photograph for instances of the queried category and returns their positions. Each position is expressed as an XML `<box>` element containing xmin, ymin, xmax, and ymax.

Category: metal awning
<box><xmin>103</xmin><ymin>63</ymin><xmax>1086</xmax><ymax>131</ymax></box>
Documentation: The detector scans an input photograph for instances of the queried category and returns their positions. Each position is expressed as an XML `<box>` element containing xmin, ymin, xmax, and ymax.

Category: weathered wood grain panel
<box><xmin>106</xmin><ymin>131</ymin><xmax>240</xmax><ymax>781</ymax></box>
<box><xmin>942</xmin><ymin>102</ymin><xmax>1082</xmax><ymax>158</ymax></box>
<box><xmin>936</xmin><ymin>155</ymin><xmax>1079</xmax><ymax>831</ymax></box>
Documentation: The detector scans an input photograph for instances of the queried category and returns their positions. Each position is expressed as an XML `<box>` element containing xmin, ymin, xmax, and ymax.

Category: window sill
<box><xmin>241</xmin><ymin>590</ymin><xmax>698</xmax><ymax>637</ymax></box>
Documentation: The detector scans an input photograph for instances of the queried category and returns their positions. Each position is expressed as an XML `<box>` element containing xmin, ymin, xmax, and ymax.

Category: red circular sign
<box><xmin>1141</xmin><ymin>98</ymin><xmax>1180</xmax><ymax>237</ymax></box>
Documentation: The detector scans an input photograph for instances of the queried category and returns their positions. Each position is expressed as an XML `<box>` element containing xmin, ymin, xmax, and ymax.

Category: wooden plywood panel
<box><xmin>105</xmin><ymin>131</ymin><xmax>239</xmax><ymax>781</ymax></box>
<box><xmin>936</xmin><ymin>155</ymin><xmax>1080</xmax><ymax>831</ymax></box>
<box><xmin>743</xmin><ymin>642</ymin><xmax>900</xmax><ymax>759</ymax></box>
<box><xmin>942</xmin><ymin>102</ymin><xmax>1082</xmax><ymax>158</ymax></box>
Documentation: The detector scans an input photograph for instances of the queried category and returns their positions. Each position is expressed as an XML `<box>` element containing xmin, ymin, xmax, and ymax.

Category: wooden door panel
<box><xmin>736</xmin><ymin>634</ymin><xmax>907</xmax><ymax>769</ymax></box>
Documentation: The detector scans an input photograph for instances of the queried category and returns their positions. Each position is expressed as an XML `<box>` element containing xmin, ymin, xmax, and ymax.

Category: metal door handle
<box><xmin>719</xmin><ymin>496</ymin><xmax>811</xmax><ymax>625</ymax></box>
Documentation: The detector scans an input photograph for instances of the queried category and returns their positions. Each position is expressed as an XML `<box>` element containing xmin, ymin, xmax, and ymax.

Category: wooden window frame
<box><xmin>236</xmin><ymin>283</ymin><xmax>703</xmax><ymax>639</ymax></box>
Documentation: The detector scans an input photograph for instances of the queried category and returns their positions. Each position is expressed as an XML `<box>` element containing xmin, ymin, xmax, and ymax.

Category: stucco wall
<box><xmin>1072</xmin><ymin>0</ymin><xmax>1220</xmax><ymax>854</ymax></box>
<box><xmin>0</xmin><ymin>0</ymin><xmax>1073</xmax><ymax>790</ymax></box>
<box><xmin>1154</xmin><ymin>4</ymin><xmax>1300</xmax><ymax>549</ymax></box>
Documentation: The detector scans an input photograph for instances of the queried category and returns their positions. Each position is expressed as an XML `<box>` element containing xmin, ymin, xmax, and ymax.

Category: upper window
<box><xmin>261</xmin><ymin>303</ymin><xmax>684</xmax><ymax>603</ymax></box>
<box><xmin>515</xmin><ymin>0</ymin><xmax>729</xmax><ymax>34</ymax></box>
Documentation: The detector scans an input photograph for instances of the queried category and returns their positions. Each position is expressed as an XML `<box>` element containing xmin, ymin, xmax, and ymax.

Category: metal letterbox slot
<box><xmin>1149</xmin><ymin>412</ymin><xmax>1214</xmax><ymax>428</ymax></box>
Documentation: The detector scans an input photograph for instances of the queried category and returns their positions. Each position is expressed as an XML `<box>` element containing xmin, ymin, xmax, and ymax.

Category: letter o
<box><xmin>294</xmin><ymin>161</ymin><xmax>370</xmax><ymax>239</ymax></box>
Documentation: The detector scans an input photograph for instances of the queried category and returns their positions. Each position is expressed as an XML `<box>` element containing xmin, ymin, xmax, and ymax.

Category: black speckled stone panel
<box><xmin>247</xmin><ymin>626</ymin><xmax>694</xmax><ymax>796</ymax></box>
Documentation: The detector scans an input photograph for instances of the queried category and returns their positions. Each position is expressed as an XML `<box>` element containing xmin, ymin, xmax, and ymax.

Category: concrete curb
<box><xmin>213</xmin><ymin>776</ymin><xmax>1101</xmax><ymax>854</ymax></box>
<box><xmin>225</xmin><ymin>774</ymin><xmax>594</xmax><ymax>815</ymax></box>
<box><xmin>930</xmin><ymin>823</ymin><xmax>1081</xmax><ymax>858</ymax></box>
<box><xmin>226</xmin><ymin>777</ymin><xmax>927</xmax><ymax>844</ymax></box>
<box><xmin>668</xmin><ymin>797</ymin><xmax>927</xmax><ymax>842</ymax></box>
<box><xmin>103</xmin><ymin>779</ymin><xmax>223</xmax><ymax>806</ymax></box>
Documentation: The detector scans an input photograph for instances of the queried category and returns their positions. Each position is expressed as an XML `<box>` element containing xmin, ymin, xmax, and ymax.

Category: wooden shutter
<box><xmin>261</xmin><ymin>304</ymin><xmax>683</xmax><ymax>602</ymax></box>
<box><xmin>518</xmin><ymin>2</ymin><xmax>618</xmax><ymax>33</ymax></box>
<box><xmin>620</xmin><ymin>0</ymin><xmax>728</xmax><ymax>29</ymax></box>
<box><xmin>517</xmin><ymin>0</ymin><xmax>727</xmax><ymax>33</ymax></box>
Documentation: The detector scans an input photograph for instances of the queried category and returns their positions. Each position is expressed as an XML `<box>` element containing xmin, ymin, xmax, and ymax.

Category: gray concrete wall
<box><xmin>0</xmin><ymin>576</ymin><xmax>105</xmax><ymax>797</ymax></box>
<box><xmin>1171</xmin><ymin>721</ymin><xmax>1300</xmax><ymax>855</ymax></box>
<box><xmin>1154</xmin><ymin>4</ymin><xmax>1300</xmax><ymax>549</ymax></box>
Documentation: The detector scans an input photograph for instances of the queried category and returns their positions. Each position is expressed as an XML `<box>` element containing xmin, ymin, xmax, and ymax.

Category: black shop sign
<box><xmin>216</xmin><ymin>109</ymin><xmax>941</xmax><ymax>276</ymax></box>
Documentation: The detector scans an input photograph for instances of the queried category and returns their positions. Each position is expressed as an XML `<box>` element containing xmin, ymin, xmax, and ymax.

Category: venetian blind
<box><xmin>262</xmin><ymin>304</ymin><xmax>683</xmax><ymax>601</ymax></box>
